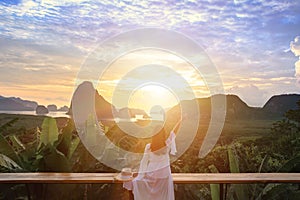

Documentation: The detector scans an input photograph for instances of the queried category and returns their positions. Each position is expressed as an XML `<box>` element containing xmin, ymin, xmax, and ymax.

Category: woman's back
<box><xmin>124</xmin><ymin>120</ymin><xmax>181</xmax><ymax>200</ymax></box>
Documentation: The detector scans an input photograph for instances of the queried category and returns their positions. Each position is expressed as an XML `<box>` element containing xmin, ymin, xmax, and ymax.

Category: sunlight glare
<box><xmin>128</xmin><ymin>84</ymin><xmax>178</xmax><ymax>114</ymax></box>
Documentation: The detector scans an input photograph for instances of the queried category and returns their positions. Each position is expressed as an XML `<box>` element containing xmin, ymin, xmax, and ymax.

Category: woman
<box><xmin>124</xmin><ymin>118</ymin><xmax>182</xmax><ymax>200</ymax></box>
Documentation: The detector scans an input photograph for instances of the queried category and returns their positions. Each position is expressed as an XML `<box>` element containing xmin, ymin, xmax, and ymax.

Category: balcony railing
<box><xmin>0</xmin><ymin>173</ymin><xmax>299</xmax><ymax>199</ymax></box>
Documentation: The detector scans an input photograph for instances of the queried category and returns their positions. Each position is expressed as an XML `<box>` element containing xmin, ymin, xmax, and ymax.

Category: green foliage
<box><xmin>0</xmin><ymin>134</ymin><xmax>22</xmax><ymax>167</ymax></box>
<box><xmin>1</xmin><ymin>99</ymin><xmax>300</xmax><ymax>199</ymax></box>
<box><xmin>36</xmin><ymin>144</ymin><xmax>71</xmax><ymax>172</ymax></box>
<box><xmin>9</xmin><ymin>135</ymin><xmax>25</xmax><ymax>152</ymax></box>
<box><xmin>33</xmin><ymin>117</ymin><xmax>77</xmax><ymax>172</ymax></box>
<box><xmin>0</xmin><ymin>118</ymin><xmax>19</xmax><ymax>133</ymax></box>
<box><xmin>251</xmin><ymin>100</ymin><xmax>300</xmax><ymax>200</ymax></box>
<box><xmin>269</xmin><ymin>121</ymin><xmax>300</xmax><ymax>161</ymax></box>
<box><xmin>228</xmin><ymin>146</ymin><xmax>239</xmax><ymax>173</ymax></box>
<box><xmin>0</xmin><ymin>117</ymin><xmax>23</xmax><ymax>167</ymax></box>
<box><xmin>0</xmin><ymin>153</ymin><xmax>22</xmax><ymax>172</ymax></box>
<box><xmin>227</xmin><ymin>146</ymin><xmax>248</xmax><ymax>200</ymax></box>
<box><xmin>271</xmin><ymin>119</ymin><xmax>296</xmax><ymax>135</ymax></box>
<box><xmin>56</xmin><ymin>119</ymin><xmax>79</xmax><ymax>159</ymax></box>
<box><xmin>38</xmin><ymin>117</ymin><xmax>59</xmax><ymax>149</ymax></box>
<box><xmin>85</xmin><ymin>114</ymin><xmax>98</xmax><ymax>146</ymax></box>
<box><xmin>285</xmin><ymin>101</ymin><xmax>300</xmax><ymax>124</ymax></box>
<box><xmin>234</xmin><ymin>142</ymin><xmax>266</xmax><ymax>172</ymax></box>
<box><xmin>209</xmin><ymin>165</ymin><xmax>220</xmax><ymax>200</ymax></box>
<box><xmin>256</xmin><ymin>154</ymin><xmax>300</xmax><ymax>200</ymax></box>
<box><xmin>0</xmin><ymin>117</ymin><xmax>79</xmax><ymax>173</ymax></box>
<box><xmin>0</xmin><ymin>116</ymin><xmax>105</xmax><ymax>199</ymax></box>
<box><xmin>69</xmin><ymin>137</ymin><xmax>80</xmax><ymax>160</ymax></box>
<box><xmin>277</xmin><ymin>154</ymin><xmax>300</xmax><ymax>172</ymax></box>
<box><xmin>259</xmin><ymin>184</ymin><xmax>298</xmax><ymax>200</ymax></box>
<box><xmin>0</xmin><ymin>183</ymin><xmax>29</xmax><ymax>200</ymax></box>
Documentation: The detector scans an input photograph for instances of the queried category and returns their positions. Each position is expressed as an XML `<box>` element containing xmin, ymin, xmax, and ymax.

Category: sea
<box><xmin>0</xmin><ymin>110</ymin><xmax>70</xmax><ymax>118</ymax></box>
<box><xmin>0</xmin><ymin>111</ymin><xmax>164</xmax><ymax>121</ymax></box>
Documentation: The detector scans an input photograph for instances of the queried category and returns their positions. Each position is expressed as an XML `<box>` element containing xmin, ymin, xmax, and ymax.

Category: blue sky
<box><xmin>0</xmin><ymin>0</ymin><xmax>300</xmax><ymax>108</ymax></box>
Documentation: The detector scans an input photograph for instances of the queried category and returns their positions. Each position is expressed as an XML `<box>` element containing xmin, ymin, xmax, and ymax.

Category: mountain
<box><xmin>117</xmin><ymin>107</ymin><xmax>149</xmax><ymax>119</ymax></box>
<box><xmin>68</xmin><ymin>81</ymin><xmax>150</xmax><ymax>125</ymax></box>
<box><xmin>167</xmin><ymin>94</ymin><xmax>300</xmax><ymax>121</ymax></box>
<box><xmin>262</xmin><ymin>94</ymin><xmax>300</xmax><ymax>117</ymax></box>
<box><xmin>0</xmin><ymin>95</ymin><xmax>38</xmax><ymax>111</ymax></box>
<box><xmin>58</xmin><ymin>105</ymin><xmax>69</xmax><ymax>112</ymax></box>
<box><xmin>47</xmin><ymin>104</ymin><xmax>57</xmax><ymax>111</ymax></box>
<box><xmin>2</xmin><ymin>87</ymin><xmax>298</xmax><ymax>122</ymax></box>
<box><xmin>68</xmin><ymin>81</ymin><xmax>118</xmax><ymax>125</ymax></box>
<box><xmin>224</xmin><ymin>94</ymin><xmax>261</xmax><ymax>119</ymax></box>
<box><xmin>36</xmin><ymin>105</ymin><xmax>49</xmax><ymax>115</ymax></box>
<box><xmin>69</xmin><ymin>82</ymin><xmax>300</xmax><ymax>125</ymax></box>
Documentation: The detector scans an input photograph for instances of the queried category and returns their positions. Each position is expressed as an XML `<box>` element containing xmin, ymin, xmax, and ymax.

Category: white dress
<box><xmin>124</xmin><ymin>131</ymin><xmax>177</xmax><ymax>200</ymax></box>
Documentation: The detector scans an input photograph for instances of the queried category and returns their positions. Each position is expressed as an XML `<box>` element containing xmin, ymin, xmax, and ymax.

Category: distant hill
<box><xmin>0</xmin><ymin>95</ymin><xmax>68</xmax><ymax>113</ymax></box>
<box><xmin>68</xmin><ymin>81</ymin><xmax>117</xmax><ymax>124</ymax></box>
<box><xmin>68</xmin><ymin>81</ymin><xmax>150</xmax><ymax>125</ymax></box>
<box><xmin>0</xmin><ymin>96</ymin><xmax>38</xmax><ymax>111</ymax></box>
<box><xmin>262</xmin><ymin>94</ymin><xmax>300</xmax><ymax>117</ymax></box>
<box><xmin>36</xmin><ymin>105</ymin><xmax>49</xmax><ymax>115</ymax></box>
<box><xmin>58</xmin><ymin>105</ymin><xmax>69</xmax><ymax>112</ymax></box>
<box><xmin>69</xmin><ymin>82</ymin><xmax>300</xmax><ymax>124</ymax></box>
<box><xmin>47</xmin><ymin>104</ymin><xmax>57</xmax><ymax>112</ymax></box>
<box><xmin>2</xmin><ymin>84</ymin><xmax>298</xmax><ymax>122</ymax></box>
<box><xmin>224</xmin><ymin>94</ymin><xmax>261</xmax><ymax>120</ymax></box>
<box><xmin>117</xmin><ymin>107</ymin><xmax>149</xmax><ymax>119</ymax></box>
<box><xmin>166</xmin><ymin>94</ymin><xmax>300</xmax><ymax>121</ymax></box>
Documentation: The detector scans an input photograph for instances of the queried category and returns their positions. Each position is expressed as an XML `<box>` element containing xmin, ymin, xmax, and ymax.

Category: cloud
<box><xmin>291</xmin><ymin>36</ymin><xmax>300</xmax><ymax>56</ymax></box>
<box><xmin>290</xmin><ymin>36</ymin><xmax>300</xmax><ymax>84</ymax></box>
<box><xmin>0</xmin><ymin>0</ymin><xmax>300</xmax><ymax>107</ymax></box>
<box><xmin>227</xmin><ymin>84</ymin><xmax>270</xmax><ymax>107</ymax></box>
<box><xmin>295</xmin><ymin>60</ymin><xmax>300</xmax><ymax>84</ymax></box>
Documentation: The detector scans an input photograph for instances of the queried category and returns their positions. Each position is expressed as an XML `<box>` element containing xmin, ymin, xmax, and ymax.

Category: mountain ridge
<box><xmin>2</xmin><ymin>83</ymin><xmax>300</xmax><ymax>120</ymax></box>
<box><xmin>68</xmin><ymin>82</ymin><xmax>300</xmax><ymax>123</ymax></box>
<box><xmin>0</xmin><ymin>95</ymin><xmax>68</xmax><ymax>112</ymax></box>
<box><xmin>0</xmin><ymin>95</ymin><xmax>38</xmax><ymax>111</ymax></box>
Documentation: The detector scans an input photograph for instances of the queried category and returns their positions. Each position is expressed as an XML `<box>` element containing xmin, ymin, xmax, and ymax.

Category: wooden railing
<box><xmin>0</xmin><ymin>173</ymin><xmax>299</xmax><ymax>184</ymax></box>
<box><xmin>0</xmin><ymin>173</ymin><xmax>299</xmax><ymax>200</ymax></box>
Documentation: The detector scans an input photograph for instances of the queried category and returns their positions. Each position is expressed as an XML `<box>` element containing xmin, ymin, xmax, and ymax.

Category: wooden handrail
<box><xmin>0</xmin><ymin>173</ymin><xmax>299</xmax><ymax>184</ymax></box>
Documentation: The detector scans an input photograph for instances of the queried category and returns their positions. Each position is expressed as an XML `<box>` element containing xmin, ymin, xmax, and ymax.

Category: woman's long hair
<box><xmin>150</xmin><ymin>125</ymin><xmax>167</xmax><ymax>155</ymax></box>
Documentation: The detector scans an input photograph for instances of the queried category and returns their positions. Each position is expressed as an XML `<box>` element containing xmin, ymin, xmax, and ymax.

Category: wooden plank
<box><xmin>172</xmin><ymin>173</ymin><xmax>300</xmax><ymax>184</ymax></box>
<box><xmin>0</xmin><ymin>173</ymin><xmax>299</xmax><ymax>184</ymax></box>
<box><xmin>0</xmin><ymin>173</ymin><xmax>118</xmax><ymax>184</ymax></box>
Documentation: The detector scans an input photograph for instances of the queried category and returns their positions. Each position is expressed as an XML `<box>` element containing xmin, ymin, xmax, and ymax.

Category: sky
<box><xmin>0</xmin><ymin>0</ymin><xmax>300</xmax><ymax>110</ymax></box>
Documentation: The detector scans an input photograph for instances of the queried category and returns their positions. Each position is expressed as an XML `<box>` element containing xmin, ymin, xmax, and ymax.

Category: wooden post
<box><xmin>220</xmin><ymin>183</ymin><xmax>224</xmax><ymax>200</ymax></box>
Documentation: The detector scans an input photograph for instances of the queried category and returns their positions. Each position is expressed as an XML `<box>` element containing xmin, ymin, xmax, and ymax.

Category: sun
<box><xmin>143</xmin><ymin>84</ymin><xmax>169</xmax><ymax>97</ymax></box>
<box><xmin>128</xmin><ymin>84</ymin><xmax>179</xmax><ymax>114</ymax></box>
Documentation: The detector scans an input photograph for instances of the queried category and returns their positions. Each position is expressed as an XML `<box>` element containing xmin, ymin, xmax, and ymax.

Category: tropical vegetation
<box><xmin>0</xmin><ymin>100</ymin><xmax>300</xmax><ymax>199</ymax></box>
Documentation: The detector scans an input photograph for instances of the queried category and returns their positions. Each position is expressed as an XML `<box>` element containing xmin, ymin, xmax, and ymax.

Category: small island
<box><xmin>36</xmin><ymin>105</ymin><xmax>49</xmax><ymax>115</ymax></box>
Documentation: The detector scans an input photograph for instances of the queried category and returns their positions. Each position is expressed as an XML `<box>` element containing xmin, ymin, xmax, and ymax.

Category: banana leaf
<box><xmin>0</xmin><ymin>134</ymin><xmax>22</xmax><ymax>167</ymax></box>
<box><xmin>0</xmin><ymin>153</ymin><xmax>22</xmax><ymax>172</ymax></box>
<box><xmin>38</xmin><ymin>117</ymin><xmax>59</xmax><ymax>149</ymax></box>
<box><xmin>37</xmin><ymin>144</ymin><xmax>71</xmax><ymax>172</ymax></box>
<box><xmin>9</xmin><ymin>135</ymin><xmax>25</xmax><ymax>152</ymax></box>
<box><xmin>228</xmin><ymin>146</ymin><xmax>248</xmax><ymax>200</ymax></box>
<box><xmin>209</xmin><ymin>164</ymin><xmax>220</xmax><ymax>200</ymax></box>
<box><xmin>56</xmin><ymin>119</ymin><xmax>73</xmax><ymax>157</ymax></box>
